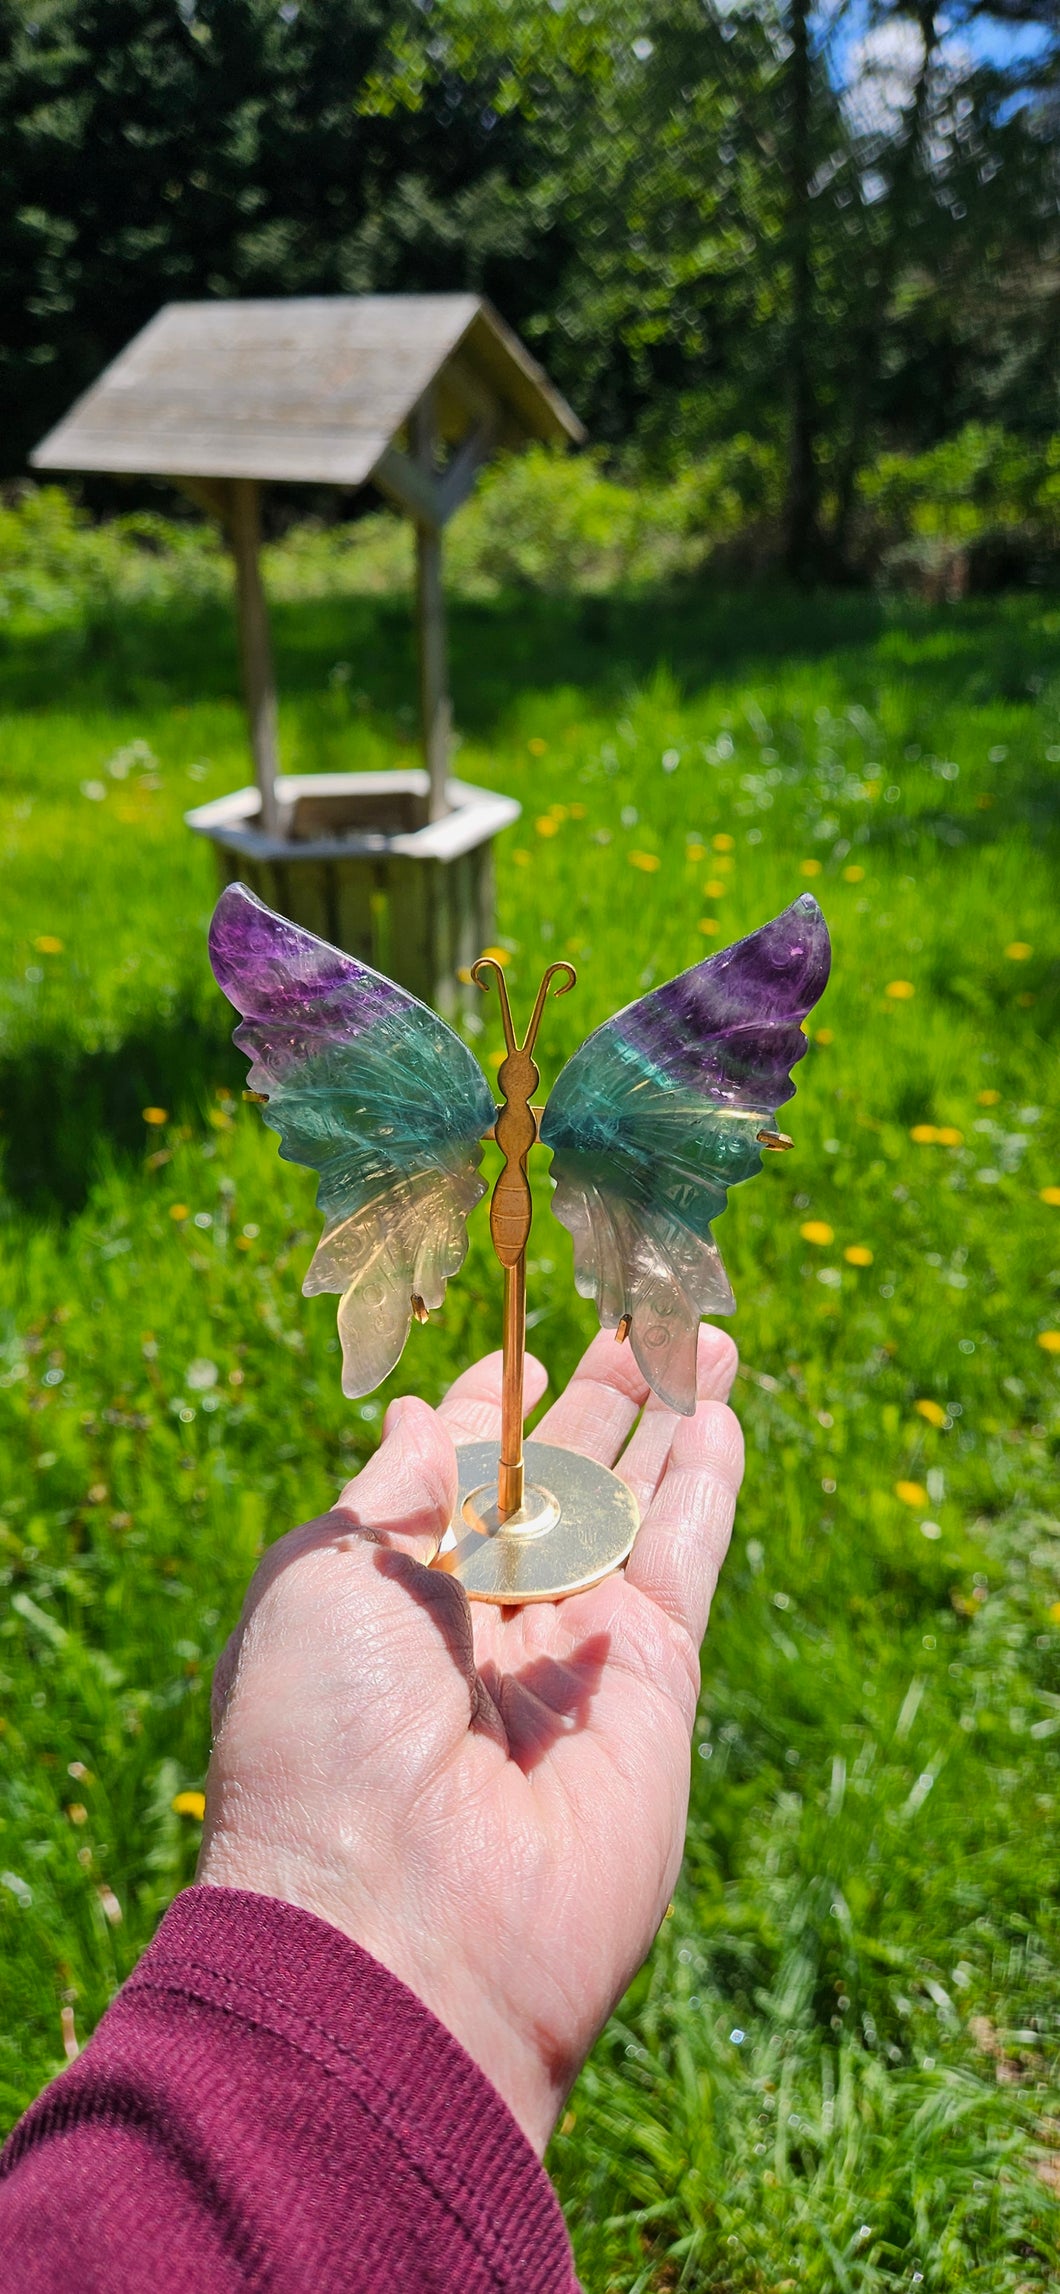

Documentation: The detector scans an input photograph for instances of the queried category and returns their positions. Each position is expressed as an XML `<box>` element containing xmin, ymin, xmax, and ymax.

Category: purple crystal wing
<box><xmin>209</xmin><ymin>884</ymin><xmax>495</xmax><ymax>1396</ymax></box>
<box><xmin>617</xmin><ymin>892</ymin><xmax>832</xmax><ymax>1110</ymax></box>
<box><xmin>541</xmin><ymin>897</ymin><xmax>831</xmax><ymax>1413</ymax></box>
<box><xmin>209</xmin><ymin>880</ymin><xmax>412</xmax><ymax>1066</ymax></box>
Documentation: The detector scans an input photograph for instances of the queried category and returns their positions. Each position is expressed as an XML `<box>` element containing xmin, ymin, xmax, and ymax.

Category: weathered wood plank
<box><xmin>225</xmin><ymin>479</ymin><xmax>281</xmax><ymax>839</ymax></box>
<box><xmin>31</xmin><ymin>295</ymin><xmax>582</xmax><ymax>485</ymax></box>
<box><xmin>387</xmin><ymin>857</ymin><xmax>437</xmax><ymax>1009</ymax></box>
<box><xmin>334</xmin><ymin>858</ymin><xmax>384</xmax><ymax>966</ymax></box>
<box><xmin>412</xmin><ymin>394</ymin><xmax>452</xmax><ymax>824</ymax></box>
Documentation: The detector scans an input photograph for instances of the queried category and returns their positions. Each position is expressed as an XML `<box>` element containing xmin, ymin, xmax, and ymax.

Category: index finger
<box><xmin>437</xmin><ymin>1348</ymin><xmax>548</xmax><ymax>1446</ymax></box>
<box><xmin>532</xmin><ymin>1328</ymin><xmax>651</xmax><ymax>1464</ymax></box>
<box><xmin>623</xmin><ymin>1398</ymin><xmax>744</xmax><ymax>1648</ymax></box>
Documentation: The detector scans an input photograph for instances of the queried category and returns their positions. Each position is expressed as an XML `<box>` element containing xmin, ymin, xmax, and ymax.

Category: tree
<box><xmin>0</xmin><ymin>0</ymin><xmax>556</xmax><ymax>475</ymax></box>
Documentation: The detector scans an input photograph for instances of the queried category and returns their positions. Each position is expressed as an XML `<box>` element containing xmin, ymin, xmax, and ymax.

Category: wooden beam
<box><xmin>411</xmin><ymin>395</ymin><xmax>451</xmax><ymax>822</ymax></box>
<box><xmin>373</xmin><ymin>443</ymin><xmax>443</xmax><ymax>529</ymax></box>
<box><xmin>224</xmin><ymin>479</ymin><xmax>282</xmax><ymax>839</ymax></box>
<box><xmin>435</xmin><ymin>416</ymin><xmax>498</xmax><ymax>526</ymax></box>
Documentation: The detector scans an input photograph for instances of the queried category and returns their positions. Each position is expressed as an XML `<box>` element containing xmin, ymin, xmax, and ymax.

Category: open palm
<box><xmin>200</xmin><ymin>1327</ymin><xmax>742</xmax><ymax>2153</ymax></box>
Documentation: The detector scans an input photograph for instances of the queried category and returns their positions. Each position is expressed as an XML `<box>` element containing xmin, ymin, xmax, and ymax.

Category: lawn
<box><xmin>1</xmin><ymin>538</ymin><xmax>1059</xmax><ymax>2289</ymax></box>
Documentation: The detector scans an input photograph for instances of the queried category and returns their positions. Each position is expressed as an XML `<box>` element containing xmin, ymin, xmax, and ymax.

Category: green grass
<box><xmin>1</xmin><ymin>543</ymin><xmax>1059</xmax><ymax>2289</ymax></box>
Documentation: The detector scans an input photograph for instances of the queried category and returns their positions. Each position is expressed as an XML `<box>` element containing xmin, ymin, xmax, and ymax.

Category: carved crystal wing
<box><xmin>209</xmin><ymin>885</ymin><xmax>495</xmax><ymax>1396</ymax></box>
<box><xmin>540</xmin><ymin>896</ymin><xmax>832</xmax><ymax>1413</ymax></box>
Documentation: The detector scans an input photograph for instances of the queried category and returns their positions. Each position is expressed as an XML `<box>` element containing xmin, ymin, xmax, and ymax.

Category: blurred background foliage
<box><xmin>1</xmin><ymin>0</ymin><xmax>1058</xmax><ymax>583</ymax></box>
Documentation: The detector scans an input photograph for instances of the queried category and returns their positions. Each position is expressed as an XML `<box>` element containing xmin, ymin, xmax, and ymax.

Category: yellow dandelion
<box><xmin>535</xmin><ymin>816</ymin><xmax>559</xmax><ymax>838</ymax></box>
<box><xmin>1005</xmin><ymin>942</ymin><xmax>1032</xmax><ymax>961</ymax></box>
<box><xmin>629</xmin><ymin>851</ymin><xmax>661</xmax><ymax>872</ymax></box>
<box><xmin>885</xmin><ymin>980</ymin><xmax>915</xmax><ymax>1001</ymax></box>
<box><xmin>915</xmin><ymin>1399</ymin><xmax>947</xmax><ymax>1429</ymax></box>
<box><xmin>704</xmin><ymin>879</ymin><xmax>728</xmax><ymax>898</ymax></box>
<box><xmin>1040</xmin><ymin>1186</ymin><xmax>1060</xmax><ymax>1207</ymax></box>
<box><xmin>172</xmin><ymin>1790</ymin><xmax>206</xmax><ymax>1820</ymax></box>
<box><xmin>34</xmin><ymin>935</ymin><xmax>64</xmax><ymax>954</ymax></box>
<box><xmin>549</xmin><ymin>803</ymin><xmax>568</xmax><ymax>822</ymax></box>
<box><xmin>511</xmin><ymin>848</ymin><xmax>531</xmax><ymax>867</ymax></box>
<box><xmin>844</xmin><ymin>1245</ymin><xmax>873</xmax><ymax>1267</ymax></box>
<box><xmin>816</xmin><ymin>1027</ymin><xmax>834</xmax><ymax>1046</ymax></box>
<box><xmin>978</xmin><ymin>1089</ymin><xmax>1000</xmax><ymax>1106</ymax></box>
<box><xmin>911</xmin><ymin>1124</ymin><xmax>941</xmax><ymax>1143</ymax></box>
<box><xmin>488</xmin><ymin>1048</ymin><xmax>505</xmax><ymax>1068</ymax></box>
<box><xmin>935</xmin><ymin>1126</ymin><xmax>963</xmax><ymax>1148</ymax></box>
<box><xmin>169</xmin><ymin>1203</ymin><xmax>189</xmax><ymax>1222</ymax></box>
<box><xmin>569</xmin><ymin>802</ymin><xmax>587</xmax><ymax>819</ymax></box>
<box><xmin>1038</xmin><ymin>1331</ymin><xmax>1060</xmax><ymax>1355</ymax></box>
<box><xmin>687</xmin><ymin>842</ymin><xmax>706</xmax><ymax>862</ymax></box>
<box><xmin>527</xmin><ymin>736</ymin><xmax>548</xmax><ymax>756</ymax></box>
<box><xmin>698</xmin><ymin>918</ymin><xmax>719</xmax><ymax>936</ymax></box>
<box><xmin>801</xmin><ymin>1221</ymin><xmax>834</xmax><ymax>1246</ymax></box>
<box><xmin>142</xmin><ymin>1106</ymin><xmax>168</xmax><ymax>1127</ymax></box>
<box><xmin>843</xmin><ymin>865</ymin><xmax>865</xmax><ymax>884</ymax></box>
<box><xmin>1050</xmin><ymin>1601</ymin><xmax>1060</xmax><ymax>1624</ymax></box>
<box><xmin>895</xmin><ymin>1480</ymin><xmax>928</xmax><ymax>1508</ymax></box>
<box><xmin>799</xmin><ymin>858</ymin><xmax>822</xmax><ymax>878</ymax></box>
<box><xmin>480</xmin><ymin>946</ymin><xmax>509</xmax><ymax>966</ymax></box>
<box><xmin>456</xmin><ymin>966</ymin><xmax>473</xmax><ymax>985</ymax></box>
<box><xmin>713</xmin><ymin>833</ymin><xmax>735</xmax><ymax>852</ymax></box>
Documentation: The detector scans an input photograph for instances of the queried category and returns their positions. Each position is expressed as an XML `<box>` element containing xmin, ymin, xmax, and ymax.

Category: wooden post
<box><xmin>411</xmin><ymin>396</ymin><xmax>451</xmax><ymax>823</ymax></box>
<box><xmin>226</xmin><ymin>479</ymin><xmax>282</xmax><ymax>839</ymax></box>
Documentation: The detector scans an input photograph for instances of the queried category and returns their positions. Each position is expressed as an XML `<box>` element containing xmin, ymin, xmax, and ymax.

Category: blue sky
<box><xmin>825</xmin><ymin>0</ymin><xmax>1055</xmax><ymax>127</ymax></box>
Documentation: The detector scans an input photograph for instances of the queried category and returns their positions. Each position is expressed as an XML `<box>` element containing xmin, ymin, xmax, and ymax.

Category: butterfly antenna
<box><xmin>521</xmin><ymin>960</ymin><xmax>577</xmax><ymax>1059</ymax></box>
<box><xmin>470</xmin><ymin>956</ymin><xmax>518</xmax><ymax>1053</ymax></box>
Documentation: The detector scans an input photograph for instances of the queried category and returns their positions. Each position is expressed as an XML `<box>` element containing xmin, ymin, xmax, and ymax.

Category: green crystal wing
<box><xmin>209</xmin><ymin>884</ymin><xmax>495</xmax><ymax>1396</ymax></box>
<box><xmin>540</xmin><ymin>897</ymin><xmax>831</xmax><ymax>1414</ymax></box>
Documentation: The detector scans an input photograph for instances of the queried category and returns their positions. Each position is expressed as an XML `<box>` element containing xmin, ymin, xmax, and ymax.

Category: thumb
<box><xmin>334</xmin><ymin>1394</ymin><xmax>458</xmax><ymax>1565</ymax></box>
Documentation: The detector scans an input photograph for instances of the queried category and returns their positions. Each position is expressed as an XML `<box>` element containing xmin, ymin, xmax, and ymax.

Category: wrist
<box><xmin>198</xmin><ymin>1835</ymin><xmax>565</xmax><ymax>2154</ymax></box>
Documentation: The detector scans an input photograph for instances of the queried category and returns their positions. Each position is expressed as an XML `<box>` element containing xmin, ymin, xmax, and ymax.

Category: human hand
<box><xmin>198</xmin><ymin>1327</ymin><xmax>743</xmax><ymax>2154</ymax></box>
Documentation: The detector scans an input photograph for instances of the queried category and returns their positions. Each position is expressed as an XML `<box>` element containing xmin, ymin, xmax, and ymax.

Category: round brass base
<box><xmin>434</xmin><ymin>1439</ymin><xmax>640</xmax><ymax>1604</ymax></box>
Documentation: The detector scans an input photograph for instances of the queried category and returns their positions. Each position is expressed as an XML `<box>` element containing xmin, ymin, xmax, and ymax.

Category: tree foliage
<box><xmin>1</xmin><ymin>0</ymin><xmax>1058</xmax><ymax>577</ymax></box>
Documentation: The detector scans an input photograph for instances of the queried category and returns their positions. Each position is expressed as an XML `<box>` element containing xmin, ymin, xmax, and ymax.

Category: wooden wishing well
<box><xmin>32</xmin><ymin>296</ymin><xmax>584</xmax><ymax>1013</ymax></box>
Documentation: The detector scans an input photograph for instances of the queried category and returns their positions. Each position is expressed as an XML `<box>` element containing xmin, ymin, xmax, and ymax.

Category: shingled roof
<box><xmin>31</xmin><ymin>294</ymin><xmax>583</xmax><ymax>488</ymax></box>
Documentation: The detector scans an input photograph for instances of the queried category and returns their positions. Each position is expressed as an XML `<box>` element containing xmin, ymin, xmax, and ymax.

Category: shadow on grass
<box><xmin>2</xmin><ymin>576</ymin><xmax>1057</xmax><ymax>743</ymax></box>
<box><xmin>0</xmin><ymin>1005</ymin><xmax>242</xmax><ymax>1218</ymax></box>
<box><xmin>0</xmin><ymin>580</ymin><xmax>902</xmax><ymax>723</ymax></box>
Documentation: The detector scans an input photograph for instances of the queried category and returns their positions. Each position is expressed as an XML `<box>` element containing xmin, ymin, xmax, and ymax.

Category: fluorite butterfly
<box><xmin>209</xmin><ymin>883</ymin><xmax>830</xmax><ymax>1416</ymax></box>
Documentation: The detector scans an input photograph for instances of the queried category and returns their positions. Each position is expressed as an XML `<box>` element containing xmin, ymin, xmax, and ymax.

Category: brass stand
<box><xmin>498</xmin><ymin>1260</ymin><xmax>526</xmax><ymax>1517</ymax></box>
<box><xmin>437</xmin><ymin>1438</ymin><xmax>639</xmax><ymax>1604</ymax></box>
<box><xmin>433</xmin><ymin>960</ymin><xmax>640</xmax><ymax>1605</ymax></box>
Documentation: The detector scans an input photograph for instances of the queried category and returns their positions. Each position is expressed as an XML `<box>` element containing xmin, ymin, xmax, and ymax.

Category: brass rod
<box><xmin>498</xmin><ymin>1256</ymin><xmax>526</xmax><ymax>1517</ymax></box>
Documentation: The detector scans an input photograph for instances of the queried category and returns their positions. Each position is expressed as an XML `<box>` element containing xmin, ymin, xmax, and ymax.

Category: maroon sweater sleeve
<box><xmin>0</xmin><ymin>1885</ymin><xmax>578</xmax><ymax>2294</ymax></box>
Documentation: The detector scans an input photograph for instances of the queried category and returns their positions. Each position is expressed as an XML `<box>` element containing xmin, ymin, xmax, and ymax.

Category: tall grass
<box><xmin>0</xmin><ymin>538</ymin><xmax>1058</xmax><ymax>2286</ymax></box>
